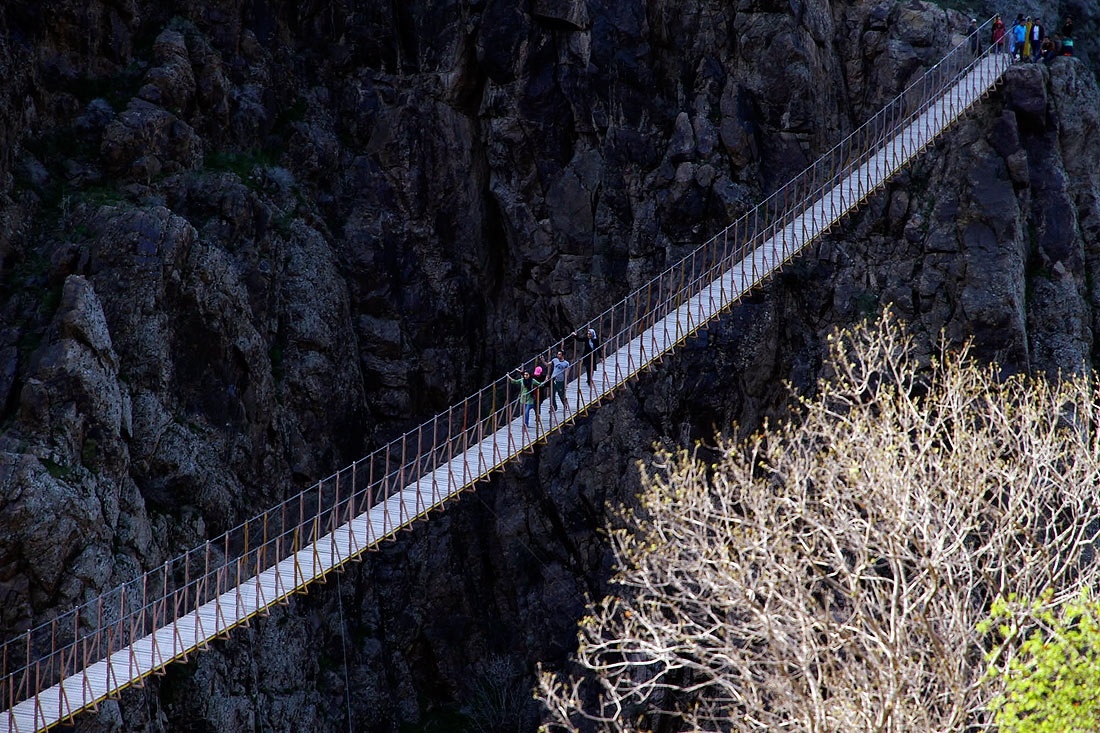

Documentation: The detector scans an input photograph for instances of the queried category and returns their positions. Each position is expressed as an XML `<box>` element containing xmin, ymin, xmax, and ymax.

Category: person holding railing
<box><xmin>509</xmin><ymin>368</ymin><xmax>545</xmax><ymax>429</ymax></box>
<box><xmin>573</xmin><ymin>328</ymin><xmax>598</xmax><ymax>392</ymax></box>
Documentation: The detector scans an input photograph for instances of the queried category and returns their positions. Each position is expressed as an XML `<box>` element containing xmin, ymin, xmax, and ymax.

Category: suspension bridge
<box><xmin>1</xmin><ymin>27</ymin><xmax>1012</xmax><ymax>732</ymax></box>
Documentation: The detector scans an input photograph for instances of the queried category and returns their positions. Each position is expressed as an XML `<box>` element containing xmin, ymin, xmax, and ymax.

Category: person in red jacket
<box><xmin>991</xmin><ymin>14</ymin><xmax>1007</xmax><ymax>53</ymax></box>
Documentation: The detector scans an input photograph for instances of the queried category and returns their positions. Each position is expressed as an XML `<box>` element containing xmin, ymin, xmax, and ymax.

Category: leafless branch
<box><xmin>538</xmin><ymin>312</ymin><xmax>1100</xmax><ymax>733</ymax></box>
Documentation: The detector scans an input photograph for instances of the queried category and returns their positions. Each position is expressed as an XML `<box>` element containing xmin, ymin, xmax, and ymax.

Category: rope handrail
<box><xmin>2</xmin><ymin>19</ymin><xmax>1010</xmax><ymax>731</ymax></box>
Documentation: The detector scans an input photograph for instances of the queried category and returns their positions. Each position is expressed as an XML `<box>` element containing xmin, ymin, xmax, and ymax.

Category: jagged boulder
<box><xmin>18</xmin><ymin>275</ymin><xmax>125</xmax><ymax>465</ymax></box>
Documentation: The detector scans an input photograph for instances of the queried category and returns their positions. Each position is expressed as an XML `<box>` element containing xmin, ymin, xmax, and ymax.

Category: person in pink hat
<box><xmin>533</xmin><ymin>364</ymin><xmax>547</xmax><ymax>421</ymax></box>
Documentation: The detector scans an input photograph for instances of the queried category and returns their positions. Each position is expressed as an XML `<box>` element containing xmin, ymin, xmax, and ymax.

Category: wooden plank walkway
<box><xmin>1</xmin><ymin>52</ymin><xmax>1008</xmax><ymax>733</ymax></box>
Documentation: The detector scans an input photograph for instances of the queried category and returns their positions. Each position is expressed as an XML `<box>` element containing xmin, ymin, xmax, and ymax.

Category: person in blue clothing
<box><xmin>550</xmin><ymin>349</ymin><xmax>570</xmax><ymax>413</ymax></box>
<box><xmin>509</xmin><ymin>368</ymin><xmax>545</xmax><ymax>428</ymax></box>
<box><xmin>1011</xmin><ymin>14</ymin><xmax>1027</xmax><ymax>60</ymax></box>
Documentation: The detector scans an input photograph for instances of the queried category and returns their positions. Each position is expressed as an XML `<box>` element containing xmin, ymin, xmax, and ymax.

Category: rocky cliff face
<box><xmin>2</xmin><ymin>0</ymin><xmax>1100</xmax><ymax>731</ymax></box>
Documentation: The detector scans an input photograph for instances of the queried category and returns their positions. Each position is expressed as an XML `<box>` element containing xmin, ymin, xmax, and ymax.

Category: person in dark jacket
<box><xmin>1029</xmin><ymin>18</ymin><xmax>1044</xmax><ymax>61</ymax></box>
<box><xmin>573</xmin><ymin>328</ymin><xmax>598</xmax><ymax>391</ymax></box>
<box><xmin>1040</xmin><ymin>36</ymin><xmax>1057</xmax><ymax>63</ymax></box>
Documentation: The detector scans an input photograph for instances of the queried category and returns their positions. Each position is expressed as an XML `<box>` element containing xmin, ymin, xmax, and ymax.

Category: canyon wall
<box><xmin>1</xmin><ymin>0</ymin><xmax>1099</xmax><ymax>730</ymax></box>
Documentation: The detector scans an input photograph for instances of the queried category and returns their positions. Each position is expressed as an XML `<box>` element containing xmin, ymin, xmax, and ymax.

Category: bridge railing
<box><xmin>572</xmin><ymin>19</ymin><xmax>1002</xmax><ymax>396</ymax></box>
<box><xmin>2</xmin><ymin>20</ymin><xmax>1006</xmax><ymax>730</ymax></box>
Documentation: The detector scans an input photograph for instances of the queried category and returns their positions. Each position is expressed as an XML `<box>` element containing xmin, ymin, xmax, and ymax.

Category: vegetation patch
<box><xmin>80</xmin><ymin>438</ymin><xmax>99</xmax><ymax>472</ymax></box>
<box><xmin>205</xmin><ymin>149</ymin><xmax>279</xmax><ymax>184</ymax></box>
<box><xmin>398</xmin><ymin>707</ymin><xmax>473</xmax><ymax>733</ymax></box>
<box><xmin>41</xmin><ymin>457</ymin><xmax>74</xmax><ymax>480</ymax></box>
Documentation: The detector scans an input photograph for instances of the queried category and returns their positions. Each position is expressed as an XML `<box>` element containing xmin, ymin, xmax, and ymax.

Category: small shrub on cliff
<box><xmin>980</xmin><ymin>589</ymin><xmax>1100</xmax><ymax>733</ymax></box>
<box><xmin>537</xmin><ymin>311</ymin><xmax>1100</xmax><ymax>732</ymax></box>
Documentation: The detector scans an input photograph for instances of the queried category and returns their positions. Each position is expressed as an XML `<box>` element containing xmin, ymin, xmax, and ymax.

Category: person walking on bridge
<box><xmin>550</xmin><ymin>349</ymin><xmax>570</xmax><ymax>413</ymax></box>
<box><xmin>509</xmin><ymin>368</ymin><xmax>545</xmax><ymax>429</ymax></box>
<box><xmin>573</xmin><ymin>327</ymin><xmax>598</xmax><ymax>392</ymax></box>
<box><xmin>533</xmin><ymin>363</ymin><xmax>548</xmax><ymax>420</ymax></box>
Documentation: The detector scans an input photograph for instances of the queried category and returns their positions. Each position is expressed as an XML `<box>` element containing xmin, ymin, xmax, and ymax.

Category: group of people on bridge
<box><xmin>509</xmin><ymin>328</ymin><xmax>599</xmax><ymax>429</ymax></box>
<box><xmin>989</xmin><ymin>13</ymin><xmax>1075</xmax><ymax>62</ymax></box>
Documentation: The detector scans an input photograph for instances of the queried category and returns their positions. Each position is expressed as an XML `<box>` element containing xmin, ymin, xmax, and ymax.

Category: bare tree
<box><xmin>537</xmin><ymin>312</ymin><xmax>1100</xmax><ymax>733</ymax></box>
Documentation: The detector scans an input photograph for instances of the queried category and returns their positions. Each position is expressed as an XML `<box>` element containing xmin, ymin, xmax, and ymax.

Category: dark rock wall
<box><xmin>1</xmin><ymin>0</ymin><xmax>1099</xmax><ymax>731</ymax></box>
